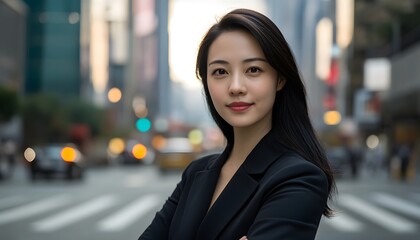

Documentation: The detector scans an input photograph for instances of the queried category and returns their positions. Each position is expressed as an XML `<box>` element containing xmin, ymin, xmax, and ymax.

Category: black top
<box><xmin>139</xmin><ymin>131</ymin><xmax>328</xmax><ymax>240</ymax></box>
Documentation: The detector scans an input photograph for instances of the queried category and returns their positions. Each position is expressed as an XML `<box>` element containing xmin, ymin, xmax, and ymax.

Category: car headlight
<box><xmin>24</xmin><ymin>147</ymin><xmax>36</xmax><ymax>162</ymax></box>
<box><xmin>61</xmin><ymin>147</ymin><xmax>77</xmax><ymax>162</ymax></box>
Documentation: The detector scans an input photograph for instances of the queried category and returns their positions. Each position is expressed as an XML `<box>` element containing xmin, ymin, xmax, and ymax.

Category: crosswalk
<box><xmin>0</xmin><ymin>193</ymin><xmax>162</xmax><ymax>232</ymax></box>
<box><xmin>97</xmin><ymin>194</ymin><xmax>160</xmax><ymax>232</ymax></box>
<box><xmin>321</xmin><ymin>192</ymin><xmax>420</xmax><ymax>233</ymax></box>
<box><xmin>0</xmin><ymin>191</ymin><xmax>420</xmax><ymax>233</ymax></box>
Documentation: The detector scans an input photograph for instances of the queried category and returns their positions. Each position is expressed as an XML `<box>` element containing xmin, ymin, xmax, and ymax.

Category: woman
<box><xmin>139</xmin><ymin>8</ymin><xmax>335</xmax><ymax>240</ymax></box>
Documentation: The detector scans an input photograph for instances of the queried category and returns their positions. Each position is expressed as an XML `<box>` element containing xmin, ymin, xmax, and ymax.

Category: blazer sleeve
<box><xmin>247</xmin><ymin>159</ymin><xmax>329</xmax><ymax>240</ymax></box>
<box><xmin>138</xmin><ymin>164</ymin><xmax>191</xmax><ymax>240</ymax></box>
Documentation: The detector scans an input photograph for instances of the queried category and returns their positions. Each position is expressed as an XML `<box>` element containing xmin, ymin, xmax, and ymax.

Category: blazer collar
<box><xmin>189</xmin><ymin>130</ymin><xmax>288</xmax><ymax>239</ymax></box>
<box><xmin>208</xmin><ymin>130</ymin><xmax>288</xmax><ymax>174</ymax></box>
<box><xmin>196</xmin><ymin>167</ymin><xmax>258</xmax><ymax>239</ymax></box>
<box><xmin>240</xmin><ymin>130</ymin><xmax>288</xmax><ymax>174</ymax></box>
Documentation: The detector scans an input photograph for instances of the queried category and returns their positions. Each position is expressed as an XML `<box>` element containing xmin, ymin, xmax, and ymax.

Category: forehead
<box><xmin>207</xmin><ymin>30</ymin><xmax>265</xmax><ymax>62</ymax></box>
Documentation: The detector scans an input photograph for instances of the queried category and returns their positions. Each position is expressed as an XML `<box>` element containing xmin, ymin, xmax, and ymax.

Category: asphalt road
<box><xmin>0</xmin><ymin>163</ymin><xmax>419</xmax><ymax>240</ymax></box>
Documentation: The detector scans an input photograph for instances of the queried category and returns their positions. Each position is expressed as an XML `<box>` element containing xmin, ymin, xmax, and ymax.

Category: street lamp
<box><xmin>336</xmin><ymin>0</ymin><xmax>354</xmax><ymax>49</ymax></box>
<box><xmin>316</xmin><ymin>17</ymin><xmax>333</xmax><ymax>81</ymax></box>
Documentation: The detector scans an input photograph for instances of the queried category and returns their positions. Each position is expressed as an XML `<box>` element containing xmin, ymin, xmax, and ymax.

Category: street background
<box><xmin>1</xmin><ymin>162</ymin><xmax>420</xmax><ymax>240</ymax></box>
<box><xmin>1</xmin><ymin>0</ymin><xmax>420</xmax><ymax>239</ymax></box>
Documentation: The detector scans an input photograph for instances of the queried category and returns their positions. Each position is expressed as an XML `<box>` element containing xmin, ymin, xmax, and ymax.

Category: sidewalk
<box><xmin>336</xmin><ymin>165</ymin><xmax>420</xmax><ymax>192</ymax></box>
<box><xmin>0</xmin><ymin>159</ymin><xmax>28</xmax><ymax>184</ymax></box>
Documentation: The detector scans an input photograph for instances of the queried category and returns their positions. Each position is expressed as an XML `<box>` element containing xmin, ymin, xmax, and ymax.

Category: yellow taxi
<box><xmin>156</xmin><ymin>137</ymin><xmax>198</xmax><ymax>172</ymax></box>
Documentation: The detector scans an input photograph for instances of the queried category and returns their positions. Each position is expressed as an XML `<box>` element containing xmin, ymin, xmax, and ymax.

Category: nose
<box><xmin>229</xmin><ymin>73</ymin><xmax>246</xmax><ymax>96</ymax></box>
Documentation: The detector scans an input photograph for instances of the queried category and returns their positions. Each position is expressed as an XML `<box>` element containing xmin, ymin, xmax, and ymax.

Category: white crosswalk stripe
<box><xmin>98</xmin><ymin>194</ymin><xmax>161</xmax><ymax>231</ymax></box>
<box><xmin>339</xmin><ymin>194</ymin><xmax>417</xmax><ymax>233</ymax></box>
<box><xmin>32</xmin><ymin>194</ymin><xmax>117</xmax><ymax>232</ymax></box>
<box><xmin>371</xmin><ymin>192</ymin><xmax>420</xmax><ymax>220</ymax></box>
<box><xmin>0</xmin><ymin>194</ymin><xmax>71</xmax><ymax>225</ymax></box>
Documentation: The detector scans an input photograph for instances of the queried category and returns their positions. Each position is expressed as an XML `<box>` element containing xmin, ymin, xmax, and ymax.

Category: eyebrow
<box><xmin>208</xmin><ymin>57</ymin><xmax>267</xmax><ymax>66</ymax></box>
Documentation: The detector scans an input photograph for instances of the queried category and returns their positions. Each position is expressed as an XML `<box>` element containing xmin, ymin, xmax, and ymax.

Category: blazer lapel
<box><xmin>172</xmin><ymin>147</ymin><xmax>231</xmax><ymax>240</ymax></box>
<box><xmin>196</xmin><ymin>130</ymin><xmax>288</xmax><ymax>239</ymax></box>
<box><xmin>196</xmin><ymin>168</ymin><xmax>258</xmax><ymax>240</ymax></box>
<box><xmin>173</xmin><ymin>169</ymin><xmax>219</xmax><ymax>240</ymax></box>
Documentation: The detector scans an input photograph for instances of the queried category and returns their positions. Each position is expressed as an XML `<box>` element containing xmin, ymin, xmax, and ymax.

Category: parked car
<box><xmin>156</xmin><ymin>137</ymin><xmax>198</xmax><ymax>172</ymax></box>
<box><xmin>114</xmin><ymin>139</ymin><xmax>154</xmax><ymax>165</ymax></box>
<box><xmin>24</xmin><ymin>144</ymin><xmax>85</xmax><ymax>181</ymax></box>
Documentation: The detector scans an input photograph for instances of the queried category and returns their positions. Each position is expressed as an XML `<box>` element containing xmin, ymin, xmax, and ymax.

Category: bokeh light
<box><xmin>366</xmin><ymin>135</ymin><xmax>379</xmax><ymax>149</ymax></box>
<box><xmin>24</xmin><ymin>147</ymin><xmax>36</xmax><ymax>162</ymax></box>
<box><xmin>188</xmin><ymin>129</ymin><xmax>203</xmax><ymax>145</ymax></box>
<box><xmin>61</xmin><ymin>147</ymin><xmax>77</xmax><ymax>162</ymax></box>
<box><xmin>324</xmin><ymin>110</ymin><xmax>342</xmax><ymax>125</ymax></box>
<box><xmin>108</xmin><ymin>87</ymin><xmax>122</xmax><ymax>103</ymax></box>
<box><xmin>132</xmin><ymin>143</ymin><xmax>147</xmax><ymax>159</ymax></box>
<box><xmin>136</xmin><ymin>118</ymin><xmax>151</xmax><ymax>132</ymax></box>
<box><xmin>152</xmin><ymin>135</ymin><xmax>166</xmax><ymax>150</ymax></box>
<box><xmin>108</xmin><ymin>138</ymin><xmax>125</xmax><ymax>155</ymax></box>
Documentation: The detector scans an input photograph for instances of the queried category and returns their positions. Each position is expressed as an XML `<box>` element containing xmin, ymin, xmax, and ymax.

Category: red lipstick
<box><xmin>227</xmin><ymin>102</ymin><xmax>253</xmax><ymax>112</ymax></box>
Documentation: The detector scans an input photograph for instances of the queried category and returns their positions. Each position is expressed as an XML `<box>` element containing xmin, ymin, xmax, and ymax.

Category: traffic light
<box><xmin>136</xmin><ymin>118</ymin><xmax>151</xmax><ymax>132</ymax></box>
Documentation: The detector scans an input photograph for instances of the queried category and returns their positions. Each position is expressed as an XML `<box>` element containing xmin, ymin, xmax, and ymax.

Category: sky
<box><xmin>168</xmin><ymin>0</ymin><xmax>267</xmax><ymax>90</ymax></box>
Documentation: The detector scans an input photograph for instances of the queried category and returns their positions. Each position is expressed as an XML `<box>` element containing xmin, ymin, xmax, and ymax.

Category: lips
<box><xmin>226</xmin><ymin>102</ymin><xmax>254</xmax><ymax>112</ymax></box>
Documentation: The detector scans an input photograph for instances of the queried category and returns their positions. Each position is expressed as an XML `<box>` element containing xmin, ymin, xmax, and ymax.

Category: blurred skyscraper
<box><xmin>22</xmin><ymin>0</ymin><xmax>82</xmax><ymax>97</ymax></box>
<box><xmin>0</xmin><ymin>0</ymin><xmax>26</xmax><ymax>140</ymax></box>
<box><xmin>265</xmin><ymin>0</ymin><xmax>334</xmax><ymax>130</ymax></box>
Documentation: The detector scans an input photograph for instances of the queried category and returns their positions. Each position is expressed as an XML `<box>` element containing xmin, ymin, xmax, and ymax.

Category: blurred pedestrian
<box><xmin>139</xmin><ymin>9</ymin><xmax>335</xmax><ymax>240</ymax></box>
<box><xmin>344</xmin><ymin>142</ymin><xmax>360</xmax><ymax>179</ymax></box>
<box><xmin>364</xmin><ymin>142</ymin><xmax>386</xmax><ymax>174</ymax></box>
<box><xmin>3</xmin><ymin>138</ymin><xmax>17</xmax><ymax>178</ymax></box>
<box><xmin>396</xmin><ymin>144</ymin><xmax>411</xmax><ymax>181</ymax></box>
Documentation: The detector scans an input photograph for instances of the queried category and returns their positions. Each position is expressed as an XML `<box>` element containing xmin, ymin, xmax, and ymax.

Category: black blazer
<box><xmin>139</xmin><ymin>131</ymin><xmax>329</xmax><ymax>240</ymax></box>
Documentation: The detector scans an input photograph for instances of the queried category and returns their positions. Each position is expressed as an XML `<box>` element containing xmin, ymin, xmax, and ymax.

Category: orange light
<box><xmin>108</xmin><ymin>138</ymin><xmax>125</xmax><ymax>155</ymax></box>
<box><xmin>61</xmin><ymin>147</ymin><xmax>77</xmax><ymax>162</ymax></box>
<box><xmin>151</xmin><ymin>135</ymin><xmax>166</xmax><ymax>150</ymax></box>
<box><xmin>132</xmin><ymin>144</ymin><xmax>147</xmax><ymax>159</ymax></box>
<box><xmin>323</xmin><ymin>110</ymin><xmax>342</xmax><ymax>125</ymax></box>
<box><xmin>108</xmin><ymin>87</ymin><xmax>122</xmax><ymax>103</ymax></box>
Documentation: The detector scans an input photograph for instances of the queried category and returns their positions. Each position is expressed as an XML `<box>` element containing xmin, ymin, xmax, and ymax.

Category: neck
<box><xmin>229</xmin><ymin>125</ymin><xmax>271</xmax><ymax>164</ymax></box>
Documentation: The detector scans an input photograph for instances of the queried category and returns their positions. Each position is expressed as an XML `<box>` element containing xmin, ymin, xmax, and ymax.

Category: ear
<box><xmin>276</xmin><ymin>78</ymin><xmax>286</xmax><ymax>91</ymax></box>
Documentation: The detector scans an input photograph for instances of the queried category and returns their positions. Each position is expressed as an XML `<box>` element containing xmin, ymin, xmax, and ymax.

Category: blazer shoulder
<box><xmin>270</xmin><ymin>153</ymin><xmax>328</xmax><ymax>183</ymax></box>
<box><xmin>184</xmin><ymin>152</ymin><xmax>220</xmax><ymax>174</ymax></box>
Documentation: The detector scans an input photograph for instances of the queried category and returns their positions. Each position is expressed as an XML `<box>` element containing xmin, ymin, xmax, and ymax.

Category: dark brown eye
<box><xmin>247</xmin><ymin>67</ymin><xmax>261</xmax><ymax>73</ymax></box>
<box><xmin>213</xmin><ymin>69</ymin><xmax>227</xmax><ymax>75</ymax></box>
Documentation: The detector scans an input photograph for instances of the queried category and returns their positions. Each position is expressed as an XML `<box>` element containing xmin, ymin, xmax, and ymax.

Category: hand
<box><xmin>239</xmin><ymin>236</ymin><xmax>248</xmax><ymax>240</ymax></box>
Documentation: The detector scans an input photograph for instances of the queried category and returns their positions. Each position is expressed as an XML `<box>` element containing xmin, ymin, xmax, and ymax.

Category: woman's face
<box><xmin>207</xmin><ymin>30</ymin><xmax>284</xmax><ymax>131</ymax></box>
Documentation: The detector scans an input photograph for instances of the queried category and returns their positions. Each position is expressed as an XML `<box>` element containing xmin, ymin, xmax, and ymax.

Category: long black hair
<box><xmin>196</xmin><ymin>8</ymin><xmax>335</xmax><ymax>217</ymax></box>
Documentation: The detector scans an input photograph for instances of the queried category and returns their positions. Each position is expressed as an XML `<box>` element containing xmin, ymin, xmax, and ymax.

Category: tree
<box><xmin>21</xmin><ymin>93</ymin><xmax>106</xmax><ymax>147</ymax></box>
<box><xmin>66</xmin><ymin>99</ymin><xmax>105</xmax><ymax>137</ymax></box>
<box><xmin>21</xmin><ymin>94</ymin><xmax>68</xmax><ymax>146</ymax></box>
<box><xmin>0</xmin><ymin>86</ymin><xmax>19</xmax><ymax>122</ymax></box>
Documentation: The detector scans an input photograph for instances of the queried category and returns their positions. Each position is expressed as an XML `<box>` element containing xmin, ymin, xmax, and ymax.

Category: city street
<box><xmin>0</xmin><ymin>163</ymin><xmax>419</xmax><ymax>240</ymax></box>
<box><xmin>0</xmin><ymin>0</ymin><xmax>419</xmax><ymax>239</ymax></box>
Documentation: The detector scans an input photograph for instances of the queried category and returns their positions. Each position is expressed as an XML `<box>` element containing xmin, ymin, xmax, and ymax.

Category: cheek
<box><xmin>208</xmin><ymin>82</ymin><xmax>221</xmax><ymax>101</ymax></box>
<box><xmin>207</xmin><ymin>83</ymin><xmax>225</xmax><ymax>113</ymax></box>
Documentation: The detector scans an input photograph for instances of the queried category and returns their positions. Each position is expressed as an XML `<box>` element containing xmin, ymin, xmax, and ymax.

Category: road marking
<box><xmin>32</xmin><ymin>195</ymin><xmax>117</xmax><ymax>232</ymax></box>
<box><xmin>322</xmin><ymin>211</ymin><xmax>363</xmax><ymax>232</ymax></box>
<box><xmin>98</xmin><ymin>194</ymin><xmax>160</xmax><ymax>231</ymax></box>
<box><xmin>0</xmin><ymin>196</ymin><xmax>26</xmax><ymax>209</ymax></box>
<box><xmin>371</xmin><ymin>192</ymin><xmax>420</xmax><ymax>219</ymax></box>
<box><xmin>339</xmin><ymin>194</ymin><xmax>417</xmax><ymax>233</ymax></box>
<box><xmin>0</xmin><ymin>195</ymin><xmax>70</xmax><ymax>225</ymax></box>
<box><xmin>123</xmin><ymin>175</ymin><xmax>148</xmax><ymax>188</ymax></box>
